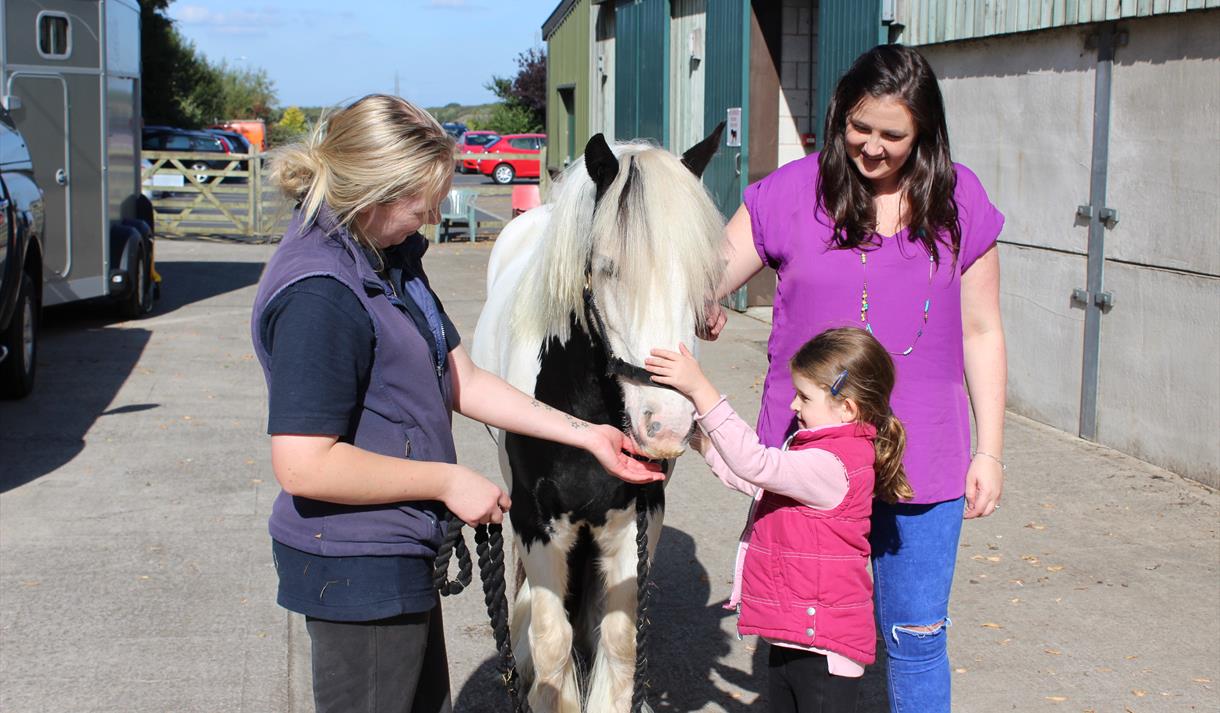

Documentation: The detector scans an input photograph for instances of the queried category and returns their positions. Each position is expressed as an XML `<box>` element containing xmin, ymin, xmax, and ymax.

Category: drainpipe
<box><xmin>1074</xmin><ymin>23</ymin><xmax>1125</xmax><ymax>441</ymax></box>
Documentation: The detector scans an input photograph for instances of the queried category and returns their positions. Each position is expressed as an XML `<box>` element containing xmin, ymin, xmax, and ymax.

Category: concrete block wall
<box><xmin>914</xmin><ymin>12</ymin><xmax>1220</xmax><ymax>485</ymax></box>
<box><xmin>778</xmin><ymin>0</ymin><xmax>817</xmax><ymax>167</ymax></box>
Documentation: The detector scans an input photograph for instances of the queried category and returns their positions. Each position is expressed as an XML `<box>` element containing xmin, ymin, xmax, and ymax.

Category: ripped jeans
<box><xmin>870</xmin><ymin>496</ymin><xmax>965</xmax><ymax>713</ymax></box>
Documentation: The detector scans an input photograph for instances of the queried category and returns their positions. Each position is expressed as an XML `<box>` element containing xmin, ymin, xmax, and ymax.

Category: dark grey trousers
<box><xmin>306</xmin><ymin>606</ymin><xmax>452</xmax><ymax>713</ymax></box>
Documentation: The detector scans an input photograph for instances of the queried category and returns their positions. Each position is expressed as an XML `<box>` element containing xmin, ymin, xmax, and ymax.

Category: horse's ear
<box><xmin>584</xmin><ymin>133</ymin><xmax>619</xmax><ymax>202</ymax></box>
<box><xmin>680</xmin><ymin>121</ymin><xmax>726</xmax><ymax>178</ymax></box>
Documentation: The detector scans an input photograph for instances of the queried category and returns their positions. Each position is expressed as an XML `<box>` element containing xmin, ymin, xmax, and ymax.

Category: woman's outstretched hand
<box><xmin>585</xmin><ymin>424</ymin><xmax>666</xmax><ymax>484</ymax></box>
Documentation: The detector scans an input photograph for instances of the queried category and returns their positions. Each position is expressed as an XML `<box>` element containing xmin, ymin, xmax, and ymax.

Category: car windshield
<box><xmin>465</xmin><ymin>134</ymin><xmax>498</xmax><ymax>147</ymax></box>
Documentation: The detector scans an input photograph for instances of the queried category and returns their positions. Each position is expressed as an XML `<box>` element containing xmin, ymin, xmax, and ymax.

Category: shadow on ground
<box><xmin>0</xmin><ymin>257</ymin><xmax>264</xmax><ymax>491</ymax></box>
<box><xmin>453</xmin><ymin>522</ymin><xmax>894</xmax><ymax>711</ymax></box>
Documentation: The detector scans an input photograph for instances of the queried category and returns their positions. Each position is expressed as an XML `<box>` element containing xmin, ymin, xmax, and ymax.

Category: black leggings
<box><xmin>768</xmin><ymin>643</ymin><xmax>861</xmax><ymax>713</ymax></box>
<box><xmin>306</xmin><ymin>606</ymin><xmax>451</xmax><ymax>713</ymax></box>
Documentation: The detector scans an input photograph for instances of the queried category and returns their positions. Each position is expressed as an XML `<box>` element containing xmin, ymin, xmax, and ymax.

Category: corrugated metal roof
<box><xmin>895</xmin><ymin>0</ymin><xmax>1220</xmax><ymax>45</ymax></box>
<box><xmin>543</xmin><ymin>0</ymin><xmax>580</xmax><ymax>39</ymax></box>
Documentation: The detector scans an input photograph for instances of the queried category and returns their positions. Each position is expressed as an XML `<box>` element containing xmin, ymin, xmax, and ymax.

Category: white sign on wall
<box><xmin>726</xmin><ymin>107</ymin><xmax>742</xmax><ymax>147</ymax></box>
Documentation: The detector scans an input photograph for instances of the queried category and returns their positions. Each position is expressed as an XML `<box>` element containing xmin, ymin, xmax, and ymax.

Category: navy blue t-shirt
<box><xmin>260</xmin><ymin>240</ymin><xmax>460</xmax><ymax>621</ymax></box>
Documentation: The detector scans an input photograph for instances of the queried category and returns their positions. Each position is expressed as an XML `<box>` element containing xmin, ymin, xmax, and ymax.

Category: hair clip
<box><xmin>829</xmin><ymin>369</ymin><xmax>849</xmax><ymax>397</ymax></box>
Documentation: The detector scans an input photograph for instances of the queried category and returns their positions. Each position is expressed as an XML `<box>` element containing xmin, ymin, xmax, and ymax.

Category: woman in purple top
<box><xmin>704</xmin><ymin>46</ymin><xmax>1007</xmax><ymax>712</ymax></box>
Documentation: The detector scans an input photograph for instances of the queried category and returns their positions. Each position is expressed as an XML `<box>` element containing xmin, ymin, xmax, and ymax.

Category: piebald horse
<box><xmin>470</xmin><ymin>127</ymin><xmax>725</xmax><ymax>713</ymax></box>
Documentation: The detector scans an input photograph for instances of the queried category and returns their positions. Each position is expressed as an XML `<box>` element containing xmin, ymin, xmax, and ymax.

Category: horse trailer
<box><xmin>1</xmin><ymin>0</ymin><xmax>155</xmax><ymax>312</ymax></box>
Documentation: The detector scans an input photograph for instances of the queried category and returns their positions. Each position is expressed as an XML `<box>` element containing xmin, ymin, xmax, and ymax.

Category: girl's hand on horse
<box><xmin>442</xmin><ymin>466</ymin><xmax>512</xmax><ymax>526</ymax></box>
<box><xmin>585</xmin><ymin>425</ymin><xmax>666</xmax><ymax>484</ymax></box>
<box><xmin>645</xmin><ymin>344</ymin><xmax>721</xmax><ymax>414</ymax></box>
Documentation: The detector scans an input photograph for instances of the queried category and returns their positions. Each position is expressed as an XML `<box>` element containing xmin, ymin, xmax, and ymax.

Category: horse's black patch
<box><xmin>505</xmin><ymin>314</ymin><xmax>665</xmax><ymax>549</ymax></box>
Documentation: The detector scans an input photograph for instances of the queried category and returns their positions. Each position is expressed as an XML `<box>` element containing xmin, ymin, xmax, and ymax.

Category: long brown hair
<box><xmin>816</xmin><ymin>44</ymin><xmax>960</xmax><ymax>266</ymax></box>
<box><xmin>790</xmin><ymin>327</ymin><xmax>914</xmax><ymax>503</ymax></box>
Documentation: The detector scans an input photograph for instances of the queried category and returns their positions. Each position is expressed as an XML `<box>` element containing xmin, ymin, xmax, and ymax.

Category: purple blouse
<box><xmin>743</xmin><ymin>154</ymin><xmax>1003</xmax><ymax>504</ymax></box>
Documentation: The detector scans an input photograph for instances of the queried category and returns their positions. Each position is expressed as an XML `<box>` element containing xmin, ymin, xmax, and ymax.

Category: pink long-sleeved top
<box><xmin>696</xmin><ymin>397</ymin><xmax>867</xmax><ymax>677</ymax></box>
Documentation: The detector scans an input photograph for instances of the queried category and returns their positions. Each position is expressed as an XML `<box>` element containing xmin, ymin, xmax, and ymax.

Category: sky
<box><xmin>167</xmin><ymin>0</ymin><xmax>561</xmax><ymax>109</ymax></box>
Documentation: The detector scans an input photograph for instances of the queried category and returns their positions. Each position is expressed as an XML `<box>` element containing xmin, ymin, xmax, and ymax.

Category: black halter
<box><xmin>581</xmin><ymin>283</ymin><xmax>677</xmax><ymax>392</ymax></box>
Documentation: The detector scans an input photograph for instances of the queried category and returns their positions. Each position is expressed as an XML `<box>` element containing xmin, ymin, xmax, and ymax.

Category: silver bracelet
<box><xmin>973</xmin><ymin>451</ymin><xmax>1007</xmax><ymax>471</ymax></box>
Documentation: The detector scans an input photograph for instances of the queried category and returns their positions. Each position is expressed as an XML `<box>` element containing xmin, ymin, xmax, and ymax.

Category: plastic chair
<box><xmin>438</xmin><ymin>188</ymin><xmax>479</xmax><ymax>243</ymax></box>
<box><xmin>511</xmin><ymin>184</ymin><xmax>542</xmax><ymax>217</ymax></box>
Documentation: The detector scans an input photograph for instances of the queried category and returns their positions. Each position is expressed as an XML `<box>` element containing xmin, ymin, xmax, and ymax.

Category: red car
<box><xmin>478</xmin><ymin>134</ymin><xmax>547</xmax><ymax>184</ymax></box>
<box><xmin>455</xmin><ymin>130</ymin><xmax>499</xmax><ymax>173</ymax></box>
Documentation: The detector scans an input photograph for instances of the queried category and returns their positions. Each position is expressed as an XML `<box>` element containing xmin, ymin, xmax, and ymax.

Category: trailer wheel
<box><xmin>0</xmin><ymin>272</ymin><xmax>39</xmax><ymax>399</ymax></box>
<box><xmin>119</xmin><ymin>246</ymin><xmax>154</xmax><ymax>319</ymax></box>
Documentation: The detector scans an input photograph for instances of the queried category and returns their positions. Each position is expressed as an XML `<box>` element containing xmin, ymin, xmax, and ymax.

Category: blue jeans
<box><xmin>870</xmin><ymin>496</ymin><xmax>965</xmax><ymax>713</ymax></box>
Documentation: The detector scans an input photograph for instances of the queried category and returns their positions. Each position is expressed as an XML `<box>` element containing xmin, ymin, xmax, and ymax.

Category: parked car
<box><xmin>0</xmin><ymin>107</ymin><xmax>44</xmax><ymax>398</ymax></box>
<box><xmin>205</xmin><ymin>128</ymin><xmax>251</xmax><ymax>154</ymax></box>
<box><xmin>142</xmin><ymin>126</ymin><xmax>237</xmax><ymax>184</ymax></box>
<box><xmin>442</xmin><ymin>121</ymin><xmax>467</xmax><ymax>139</ymax></box>
<box><xmin>456</xmin><ymin>130</ymin><xmax>499</xmax><ymax>173</ymax></box>
<box><xmin>478</xmin><ymin>134</ymin><xmax>546</xmax><ymax>185</ymax></box>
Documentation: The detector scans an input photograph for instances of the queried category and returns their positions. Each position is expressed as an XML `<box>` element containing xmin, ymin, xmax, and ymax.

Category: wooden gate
<box><xmin>142</xmin><ymin>150</ymin><xmax>292</xmax><ymax>238</ymax></box>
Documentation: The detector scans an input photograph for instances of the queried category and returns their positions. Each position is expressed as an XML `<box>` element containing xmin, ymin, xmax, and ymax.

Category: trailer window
<box><xmin>37</xmin><ymin>12</ymin><xmax>72</xmax><ymax>59</ymax></box>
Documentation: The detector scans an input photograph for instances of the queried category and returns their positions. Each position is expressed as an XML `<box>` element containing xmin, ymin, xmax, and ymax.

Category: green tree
<box><xmin>140</xmin><ymin>0</ymin><xmax>221</xmax><ymax>127</ymax></box>
<box><xmin>267</xmin><ymin>106</ymin><xmax>308</xmax><ymax>147</ymax></box>
<box><xmin>216</xmin><ymin>62</ymin><xmax>277</xmax><ymax>121</ymax></box>
<box><xmin>484</xmin><ymin>47</ymin><xmax>546</xmax><ymax>133</ymax></box>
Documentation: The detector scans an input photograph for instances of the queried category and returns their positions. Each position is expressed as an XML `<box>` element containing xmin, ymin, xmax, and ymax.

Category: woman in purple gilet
<box><xmin>703</xmin><ymin>46</ymin><xmax>1007</xmax><ymax>712</ymax></box>
<box><xmin>253</xmin><ymin>95</ymin><xmax>661</xmax><ymax>713</ymax></box>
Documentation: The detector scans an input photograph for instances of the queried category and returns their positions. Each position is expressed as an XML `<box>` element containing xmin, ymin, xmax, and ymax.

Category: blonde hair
<box><xmin>790</xmin><ymin>327</ymin><xmax>915</xmax><ymax>503</ymax></box>
<box><xmin>269</xmin><ymin>94</ymin><xmax>454</xmax><ymax>248</ymax></box>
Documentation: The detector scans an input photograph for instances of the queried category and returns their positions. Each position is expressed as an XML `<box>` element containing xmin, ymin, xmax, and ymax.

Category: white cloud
<box><xmin>174</xmin><ymin>5</ymin><xmax>284</xmax><ymax>35</ymax></box>
<box><xmin>427</xmin><ymin>0</ymin><xmax>482</xmax><ymax>10</ymax></box>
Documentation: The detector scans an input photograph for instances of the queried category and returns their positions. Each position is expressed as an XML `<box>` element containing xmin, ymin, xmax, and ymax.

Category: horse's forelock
<box><xmin>512</xmin><ymin>142</ymin><xmax>724</xmax><ymax>346</ymax></box>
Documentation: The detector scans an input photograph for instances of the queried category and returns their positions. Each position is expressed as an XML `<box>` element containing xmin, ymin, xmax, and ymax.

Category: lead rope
<box><xmin>632</xmin><ymin>493</ymin><xmax>654</xmax><ymax>713</ymax></box>
<box><xmin>435</xmin><ymin>513</ymin><xmax>531</xmax><ymax>713</ymax></box>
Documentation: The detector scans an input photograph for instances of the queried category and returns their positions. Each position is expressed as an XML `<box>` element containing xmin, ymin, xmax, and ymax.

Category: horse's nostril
<box><xmin>647</xmin><ymin>421</ymin><xmax>662</xmax><ymax>437</ymax></box>
<box><xmin>642</xmin><ymin>409</ymin><xmax>654</xmax><ymax>420</ymax></box>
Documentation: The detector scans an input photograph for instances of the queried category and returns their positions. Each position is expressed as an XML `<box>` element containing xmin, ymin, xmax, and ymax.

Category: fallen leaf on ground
<box><xmin>1047</xmin><ymin>565</ymin><xmax>1065</xmax><ymax>572</ymax></box>
<box><xmin>1132</xmin><ymin>689</ymin><xmax>1147</xmax><ymax>697</ymax></box>
<box><xmin>1045</xmin><ymin>649</ymin><xmax>1061</xmax><ymax>655</ymax></box>
<box><xmin>981</xmin><ymin>622</ymin><xmax>1003</xmax><ymax>629</ymax></box>
<box><xmin>1044</xmin><ymin>696</ymin><xmax>1067</xmax><ymax>702</ymax></box>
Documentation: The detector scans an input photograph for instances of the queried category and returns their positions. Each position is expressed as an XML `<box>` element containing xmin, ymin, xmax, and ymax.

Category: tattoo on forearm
<box><xmin>529</xmin><ymin>399</ymin><xmax>589</xmax><ymax>431</ymax></box>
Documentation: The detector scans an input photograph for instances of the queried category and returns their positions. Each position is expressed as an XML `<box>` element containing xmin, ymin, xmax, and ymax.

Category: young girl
<box><xmin>645</xmin><ymin>327</ymin><xmax>913</xmax><ymax>713</ymax></box>
<box><xmin>252</xmin><ymin>94</ymin><xmax>660</xmax><ymax>713</ymax></box>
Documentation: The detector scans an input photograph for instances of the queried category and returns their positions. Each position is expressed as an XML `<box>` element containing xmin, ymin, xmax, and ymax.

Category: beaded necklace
<box><xmin>859</xmin><ymin>247</ymin><xmax>934</xmax><ymax>357</ymax></box>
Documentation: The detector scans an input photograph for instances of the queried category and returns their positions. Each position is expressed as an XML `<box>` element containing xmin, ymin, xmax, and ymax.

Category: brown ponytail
<box><xmin>790</xmin><ymin>327</ymin><xmax>915</xmax><ymax>503</ymax></box>
<box><xmin>873</xmin><ymin>412</ymin><xmax>914</xmax><ymax>503</ymax></box>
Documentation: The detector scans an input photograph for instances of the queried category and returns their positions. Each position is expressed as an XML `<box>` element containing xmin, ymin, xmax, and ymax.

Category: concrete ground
<box><xmin>0</xmin><ymin>237</ymin><xmax>1216</xmax><ymax>713</ymax></box>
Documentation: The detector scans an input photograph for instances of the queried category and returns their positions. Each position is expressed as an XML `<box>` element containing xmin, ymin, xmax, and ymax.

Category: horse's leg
<box><xmin>510</xmin><ymin>534</ymin><xmax>535</xmax><ymax>689</ymax></box>
<box><xmin>586</xmin><ymin>504</ymin><xmax>663</xmax><ymax>713</ymax></box>
<box><xmin>519</xmin><ymin>518</ymin><xmax>582</xmax><ymax>713</ymax></box>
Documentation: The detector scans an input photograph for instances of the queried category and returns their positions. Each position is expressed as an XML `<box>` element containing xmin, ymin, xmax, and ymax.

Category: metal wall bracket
<box><xmin>1077</xmin><ymin>204</ymin><xmax>1118</xmax><ymax>228</ymax></box>
<box><xmin>1072</xmin><ymin>288</ymin><xmax>1116</xmax><ymax>312</ymax></box>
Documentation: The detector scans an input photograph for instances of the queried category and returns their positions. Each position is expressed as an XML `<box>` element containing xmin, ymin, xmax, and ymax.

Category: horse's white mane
<box><xmin>511</xmin><ymin>140</ymin><xmax>726</xmax><ymax>345</ymax></box>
